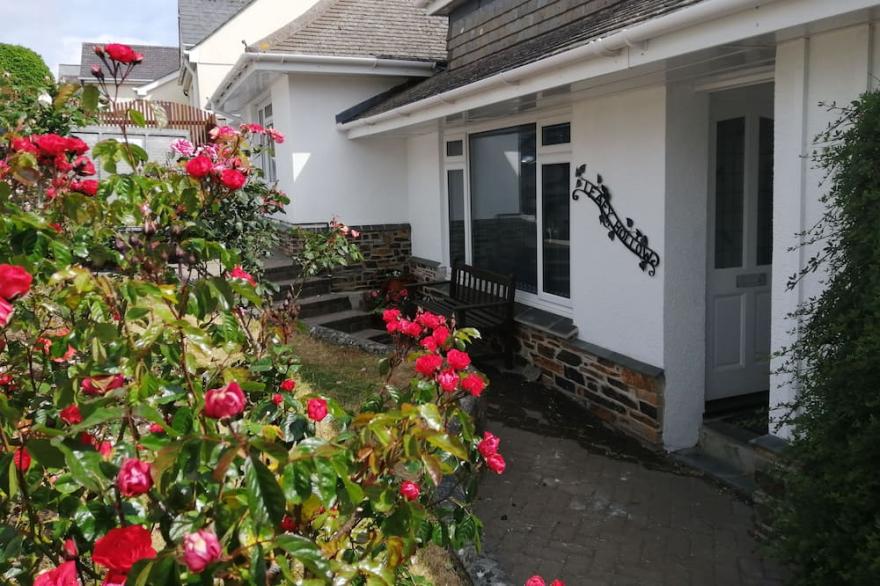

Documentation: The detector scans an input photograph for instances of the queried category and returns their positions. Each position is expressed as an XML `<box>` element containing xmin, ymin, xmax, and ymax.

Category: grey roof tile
<box><xmin>253</xmin><ymin>0</ymin><xmax>448</xmax><ymax>62</ymax></box>
<box><xmin>178</xmin><ymin>0</ymin><xmax>256</xmax><ymax>47</ymax></box>
<box><xmin>80</xmin><ymin>43</ymin><xmax>180</xmax><ymax>82</ymax></box>
<box><xmin>341</xmin><ymin>0</ymin><xmax>703</xmax><ymax>122</ymax></box>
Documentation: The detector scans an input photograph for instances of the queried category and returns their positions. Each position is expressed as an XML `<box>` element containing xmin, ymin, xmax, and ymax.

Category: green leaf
<box><xmin>423</xmin><ymin>431</ymin><xmax>468</xmax><ymax>460</ymax></box>
<box><xmin>418</xmin><ymin>403</ymin><xmax>443</xmax><ymax>431</ymax></box>
<box><xmin>128</xmin><ymin>109</ymin><xmax>146</xmax><ymax>127</ymax></box>
<box><xmin>26</xmin><ymin>439</ymin><xmax>66</xmax><ymax>469</ymax></box>
<box><xmin>81</xmin><ymin>84</ymin><xmax>100</xmax><ymax>113</ymax></box>
<box><xmin>69</xmin><ymin>406</ymin><xmax>124</xmax><ymax>434</ymax></box>
<box><xmin>245</xmin><ymin>454</ymin><xmax>286</xmax><ymax>529</ymax></box>
<box><xmin>311</xmin><ymin>458</ymin><xmax>337</xmax><ymax>507</ymax></box>
<box><xmin>58</xmin><ymin>445</ymin><xmax>104</xmax><ymax>492</ymax></box>
<box><xmin>282</xmin><ymin>461</ymin><xmax>311</xmax><ymax>504</ymax></box>
<box><xmin>53</xmin><ymin>83</ymin><xmax>79</xmax><ymax>110</ymax></box>
<box><xmin>275</xmin><ymin>535</ymin><xmax>332</xmax><ymax>580</ymax></box>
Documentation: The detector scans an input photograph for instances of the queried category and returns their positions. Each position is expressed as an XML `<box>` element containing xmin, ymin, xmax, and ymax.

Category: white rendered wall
<box><xmin>269</xmin><ymin>73</ymin><xmax>410</xmax><ymax>226</ymax></box>
<box><xmin>663</xmin><ymin>82</ymin><xmax>710</xmax><ymax>450</ymax></box>
<box><xmin>406</xmin><ymin>132</ymin><xmax>445</xmax><ymax>262</ymax></box>
<box><xmin>770</xmin><ymin>23</ymin><xmax>874</xmax><ymax>437</ymax></box>
<box><xmin>570</xmin><ymin>85</ymin><xmax>666</xmax><ymax>368</ymax></box>
<box><xmin>140</xmin><ymin>76</ymin><xmax>188</xmax><ymax>104</ymax></box>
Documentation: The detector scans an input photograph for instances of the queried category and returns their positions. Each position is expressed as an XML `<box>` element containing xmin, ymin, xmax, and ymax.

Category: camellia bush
<box><xmin>0</xmin><ymin>45</ymin><xmax>502</xmax><ymax>585</ymax></box>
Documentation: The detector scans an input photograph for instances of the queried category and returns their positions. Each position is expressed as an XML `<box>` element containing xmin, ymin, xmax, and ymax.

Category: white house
<box><xmin>73</xmin><ymin>43</ymin><xmax>187</xmax><ymax>103</ymax></box>
<box><xmin>209</xmin><ymin>0</ymin><xmax>880</xmax><ymax>452</ymax></box>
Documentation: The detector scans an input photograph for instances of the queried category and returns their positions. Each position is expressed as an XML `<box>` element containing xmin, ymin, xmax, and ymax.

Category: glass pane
<box><xmin>447</xmin><ymin>169</ymin><xmax>466</xmax><ymax>266</ymax></box>
<box><xmin>542</xmin><ymin>163</ymin><xmax>571</xmax><ymax>298</ymax></box>
<box><xmin>542</xmin><ymin>123</ymin><xmax>571</xmax><ymax>146</ymax></box>
<box><xmin>756</xmin><ymin>117</ymin><xmax>774</xmax><ymax>266</ymax></box>
<box><xmin>469</xmin><ymin>124</ymin><xmax>537</xmax><ymax>293</ymax></box>
<box><xmin>446</xmin><ymin>140</ymin><xmax>463</xmax><ymax>157</ymax></box>
<box><xmin>714</xmin><ymin>118</ymin><xmax>745</xmax><ymax>269</ymax></box>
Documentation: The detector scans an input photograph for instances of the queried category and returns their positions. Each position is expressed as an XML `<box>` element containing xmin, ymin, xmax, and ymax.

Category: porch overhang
<box><xmin>209</xmin><ymin>52</ymin><xmax>439</xmax><ymax>116</ymax></box>
<box><xmin>339</xmin><ymin>0</ymin><xmax>879</xmax><ymax>139</ymax></box>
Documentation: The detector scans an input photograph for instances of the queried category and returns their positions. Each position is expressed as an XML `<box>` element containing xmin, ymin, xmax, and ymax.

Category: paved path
<box><xmin>473</xmin><ymin>369</ymin><xmax>787</xmax><ymax>586</ymax></box>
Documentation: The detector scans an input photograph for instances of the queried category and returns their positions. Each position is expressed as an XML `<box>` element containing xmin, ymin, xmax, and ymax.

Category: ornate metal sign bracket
<box><xmin>572</xmin><ymin>164</ymin><xmax>661</xmax><ymax>276</ymax></box>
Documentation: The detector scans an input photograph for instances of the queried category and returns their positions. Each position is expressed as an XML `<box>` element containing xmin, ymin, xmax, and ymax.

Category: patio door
<box><xmin>706</xmin><ymin>84</ymin><xmax>774</xmax><ymax>402</ymax></box>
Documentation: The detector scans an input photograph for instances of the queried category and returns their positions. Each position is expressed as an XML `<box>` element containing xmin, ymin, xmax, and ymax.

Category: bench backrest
<box><xmin>449</xmin><ymin>263</ymin><xmax>516</xmax><ymax>309</ymax></box>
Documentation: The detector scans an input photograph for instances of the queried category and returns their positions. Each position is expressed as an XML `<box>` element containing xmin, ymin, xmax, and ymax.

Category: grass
<box><xmin>289</xmin><ymin>330</ymin><xmax>468</xmax><ymax>586</ymax></box>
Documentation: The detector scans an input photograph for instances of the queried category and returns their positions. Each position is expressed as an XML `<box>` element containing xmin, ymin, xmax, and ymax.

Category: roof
<box><xmin>178</xmin><ymin>0</ymin><xmax>256</xmax><ymax>47</ymax></box>
<box><xmin>252</xmin><ymin>0</ymin><xmax>448</xmax><ymax>62</ymax></box>
<box><xmin>341</xmin><ymin>0</ymin><xmax>703</xmax><ymax>123</ymax></box>
<box><xmin>80</xmin><ymin>43</ymin><xmax>180</xmax><ymax>83</ymax></box>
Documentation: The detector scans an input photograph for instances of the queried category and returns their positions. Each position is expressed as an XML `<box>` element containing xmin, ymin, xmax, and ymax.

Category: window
<box><xmin>714</xmin><ymin>117</ymin><xmax>745</xmax><ymax>269</ymax></box>
<box><xmin>257</xmin><ymin>102</ymin><xmax>277</xmax><ymax>183</ymax></box>
<box><xmin>446</xmin><ymin>140</ymin><xmax>463</xmax><ymax>157</ymax></box>
<box><xmin>541</xmin><ymin>123</ymin><xmax>571</xmax><ymax>146</ymax></box>
<box><xmin>541</xmin><ymin>162</ymin><xmax>571</xmax><ymax>298</ymax></box>
<box><xmin>447</xmin><ymin>169</ymin><xmax>466</xmax><ymax>266</ymax></box>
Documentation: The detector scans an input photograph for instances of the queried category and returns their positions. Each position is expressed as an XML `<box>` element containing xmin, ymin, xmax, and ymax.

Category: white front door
<box><xmin>706</xmin><ymin>84</ymin><xmax>774</xmax><ymax>402</ymax></box>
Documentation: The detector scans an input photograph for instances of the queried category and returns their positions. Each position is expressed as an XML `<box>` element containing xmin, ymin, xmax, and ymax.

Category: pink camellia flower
<box><xmin>381</xmin><ymin>308</ymin><xmax>400</xmax><ymax>323</ymax></box>
<box><xmin>81</xmin><ymin>374</ymin><xmax>125</xmax><ymax>396</ymax></box>
<box><xmin>93</xmin><ymin>525</ymin><xmax>156</xmax><ymax>578</ymax></box>
<box><xmin>462</xmin><ymin>373</ymin><xmax>486</xmax><ymax>397</ymax></box>
<box><xmin>33</xmin><ymin>560</ymin><xmax>79</xmax><ymax>586</ymax></box>
<box><xmin>437</xmin><ymin>369</ymin><xmax>459</xmax><ymax>393</ymax></box>
<box><xmin>59</xmin><ymin>404</ymin><xmax>82</xmax><ymax>425</ymax></box>
<box><xmin>446</xmin><ymin>349</ymin><xmax>471</xmax><ymax>371</ymax></box>
<box><xmin>230</xmin><ymin>265</ymin><xmax>256</xmax><ymax>286</ymax></box>
<box><xmin>485</xmin><ymin>452</ymin><xmax>506</xmax><ymax>474</ymax></box>
<box><xmin>525</xmin><ymin>577</ymin><xmax>545</xmax><ymax>586</ymax></box>
<box><xmin>220</xmin><ymin>168</ymin><xmax>247</xmax><ymax>190</ymax></box>
<box><xmin>350</xmin><ymin>229</ymin><xmax>361</xmax><ymax>238</ymax></box>
<box><xmin>13</xmin><ymin>447</ymin><xmax>30</xmax><ymax>472</ymax></box>
<box><xmin>71</xmin><ymin>179</ymin><xmax>99</xmax><ymax>197</ymax></box>
<box><xmin>103</xmin><ymin>43</ymin><xmax>144</xmax><ymax>64</ymax></box>
<box><xmin>0</xmin><ymin>264</ymin><xmax>33</xmax><ymax>300</ymax></box>
<box><xmin>240</xmin><ymin>123</ymin><xmax>265</xmax><ymax>134</ymax></box>
<box><xmin>117</xmin><ymin>458</ymin><xmax>153</xmax><ymax>497</ymax></box>
<box><xmin>182</xmin><ymin>529</ymin><xmax>221</xmax><ymax>573</ymax></box>
<box><xmin>266</xmin><ymin>128</ymin><xmax>285</xmax><ymax>143</ymax></box>
<box><xmin>169</xmin><ymin>139</ymin><xmax>195</xmax><ymax>157</ymax></box>
<box><xmin>415</xmin><ymin>353</ymin><xmax>443</xmax><ymax>377</ymax></box>
<box><xmin>209</xmin><ymin>125</ymin><xmax>238</xmax><ymax>141</ymax></box>
<box><xmin>307</xmin><ymin>397</ymin><xmax>328</xmax><ymax>422</ymax></box>
<box><xmin>32</xmin><ymin>134</ymin><xmax>70</xmax><ymax>157</ymax></box>
<box><xmin>98</xmin><ymin>441</ymin><xmax>113</xmax><ymax>459</ymax></box>
<box><xmin>280</xmin><ymin>379</ymin><xmax>296</xmax><ymax>392</ymax></box>
<box><xmin>185</xmin><ymin>156</ymin><xmax>214</xmax><ymax>178</ymax></box>
<box><xmin>400</xmin><ymin>320</ymin><xmax>422</xmax><ymax>338</ymax></box>
<box><xmin>400</xmin><ymin>480</ymin><xmax>420</xmax><ymax>501</ymax></box>
<box><xmin>204</xmin><ymin>381</ymin><xmax>246</xmax><ymax>419</ymax></box>
<box><xmin>431</xmin><ymin>326</ymin><xmax>450</xmax><ymax>347</ymax></box>
<box><xmin>477</xmin><ymin>431</ymin><xmax>501</xmax><ymax>458</ymax></box>
<box><xmin>272</xmin><ymin>393</ymin><xmax>283</xmax><ymax>406</ymax></box>
<box><xmin>0</xmin><ymin>298</ymin><xmax>14</xmax><ymax>328</ymax></box>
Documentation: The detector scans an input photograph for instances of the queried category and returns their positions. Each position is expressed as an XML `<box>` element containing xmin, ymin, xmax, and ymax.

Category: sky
<box><xmin>1</xmin><ymin>0</ymin><xmax>179</xmax><ymax>77</ymax></box>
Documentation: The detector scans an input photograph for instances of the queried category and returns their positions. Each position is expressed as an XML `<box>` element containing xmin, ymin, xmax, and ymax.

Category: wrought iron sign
<box><xmin>572</xmin><ymin>164</ymin><xmax>660</xmax><ymax>276</ymax></box>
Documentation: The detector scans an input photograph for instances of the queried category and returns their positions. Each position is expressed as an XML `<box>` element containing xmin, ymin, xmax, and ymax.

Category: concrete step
<box><xmin>350</xmin><ymin>328</ymin><xmax>392</xmax><ymax>344</ymax></box>
<box><xmin>673</xmin><ymin>447</ymin><xmax>756</xmax><ymax>497</ymax></box>
<box><xmin>303</xmin><ymin>308</ymin><xmax>379</xmax><ymax>333</ymax></box>
<box><xmin>272</xmin><ymin>276</ymin><xmax>332</xmax><ymax>300</ymax></box>
<box><xmin>699</xmin><ymin>419</ymin><xmax>760</xmax><ymax>476</ymax></box>
<box><xmin>297</xmin><ymin>293</ymin><xmax>352</xmax><ymax>319</ymax></box>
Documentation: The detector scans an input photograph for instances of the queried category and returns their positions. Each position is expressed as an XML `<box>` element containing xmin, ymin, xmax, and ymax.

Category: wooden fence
<box><xmin>97</xmin><ymin>100</ymin><xmax>217</xmax><ymax>145</ymax></box>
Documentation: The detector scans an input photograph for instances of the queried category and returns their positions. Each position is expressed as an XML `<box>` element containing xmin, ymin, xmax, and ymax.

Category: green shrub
<box><xmin>767</xmin><ymin>91</ymin><xmax>880</xmax><ymax>584</ymax></box>
<box><xmin>0</xmin><ymin>44</ymin><xmax>53</xmax><ymax>91</ymax></box>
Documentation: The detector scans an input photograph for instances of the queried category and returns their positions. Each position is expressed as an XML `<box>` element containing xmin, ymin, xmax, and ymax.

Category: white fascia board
<box><xmin>209</xmin><ymin>52</ymin><xmax>437</xmax><ymax>111</ymax></box>
<box><xmin>341</xmin><ymin>0</ymin><xmax>879</xmax><ymax>138</ymax></box>
<box><xmin>416</xmin><ymin>0</ymin><xmax>463</xmax><ymax>15</ymax></box>
<box><xmin>135</xmin><ymin>71</ymin><xmax>180</xmax><ymax>96</ymax></box>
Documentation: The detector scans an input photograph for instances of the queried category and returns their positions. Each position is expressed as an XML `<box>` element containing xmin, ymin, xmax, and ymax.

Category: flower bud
<box><xmin>94</xmin><ymin>45</ymin><xmax>105</xmax><ymax>57</ymax></box>
<box><xmin>90</xmin><ymin>64</ymin><xmax>104</xmax><ymax>80</ymax></box>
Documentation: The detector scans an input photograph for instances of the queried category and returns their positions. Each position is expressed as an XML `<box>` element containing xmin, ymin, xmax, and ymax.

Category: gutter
<box><xmin>339</xmin><ymin>0</ymin><xmax>780</xmax><ymax>132</ymax></box>
<box><xmin>208</xmin><ymin>52</ymin><xmax>439</xmax><ymax>112</ymax></box>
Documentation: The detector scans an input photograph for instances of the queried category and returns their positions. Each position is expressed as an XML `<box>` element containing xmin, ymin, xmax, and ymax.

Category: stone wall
<box><xmin>515</xmin><ymin>323</ymin><xmax>664</xmax><ymax>444</ymax></box>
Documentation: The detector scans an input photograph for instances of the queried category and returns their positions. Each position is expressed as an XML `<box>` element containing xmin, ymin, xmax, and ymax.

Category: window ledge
<box><xmin>514</xmin><ymin>303</ymin><xmax>578</xmax><ymax>340</ymax></box>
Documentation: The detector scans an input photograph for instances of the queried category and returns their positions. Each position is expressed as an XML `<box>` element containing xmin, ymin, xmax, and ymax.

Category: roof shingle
<box><xmin>253</xmin><ymin>0</ymin><xmax>448</xmax><ymax>62</ymax></box>
<box><xmin>79</xmin><ymin>43</ymin><xmax>180</xmax><ymax>82</ymax></box>
<box><xmin>178</xmin><ymin>0</ymin><xmax>256</xmax><ymax>47</ymax></box>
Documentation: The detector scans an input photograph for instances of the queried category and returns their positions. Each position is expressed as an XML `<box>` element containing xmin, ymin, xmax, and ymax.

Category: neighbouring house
<box><xmin>75</xmin><ymin>43</ymin><xmax>186</xmax><ymax>103</ymax></box>
<box><xmin>207</xmin><ymin>0</ymin><xmax>880</xmax><ymax>453</ymax></box>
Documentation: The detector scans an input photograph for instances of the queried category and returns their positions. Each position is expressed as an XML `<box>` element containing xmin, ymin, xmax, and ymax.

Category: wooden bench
<box><xmin>406</xmin><ymin>263</ymin><xmax>516</xmax><ymax>367</ymax></box>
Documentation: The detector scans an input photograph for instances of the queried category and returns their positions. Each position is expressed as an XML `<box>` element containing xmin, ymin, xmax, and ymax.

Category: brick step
<box><xmin>297</xmin><ymin>293</ymin><xmax>353</xmax><ymax>319</ymax></box>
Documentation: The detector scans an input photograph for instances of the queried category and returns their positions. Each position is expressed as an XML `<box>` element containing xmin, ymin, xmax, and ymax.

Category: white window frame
<box><xmin>256</xmin><ymin>99</ymin><xmax>277</xmax><ymax>183</ymax></box>
<box><xmin>442</xmin><ymin>113</ymin><xmax>573</xmax><ymax>315</ymax></box>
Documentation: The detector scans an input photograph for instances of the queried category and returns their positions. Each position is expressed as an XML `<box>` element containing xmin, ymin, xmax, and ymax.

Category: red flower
<box><xmin>400</xmin><ymin>320</ymin><xmax>422</xmax><ymax>338</ymax></box>
<box><xmin>381</xmin><ymin>308</ymin><xmax>400</xmax><ymax>323</ymax></box>
<box><xmin>307</xmin><ymin>397</ymin><xmax>328</xmax><ymax>422</ymax></box>
<box><xmin>446</xmin><ymin>349</ymin><xmax>471</xmax><ymax>371</ymax></box>
<box><xmin>116</xmin><ymin>458</ymin><xmax>153</xmax><ymax>497</ymax></box>
<box><xmin>437</xmin><ymin>369</ymin><xmax>459</xmax><ymax>393</ymax></box>
<box><xmin>81</xmin><ymin>374</ymin><xmax>125</xmax><ymax>396</ymax></box>
<box><xmin>98</xmin><ymin>441</ymin><xmax>113</xmax><ymax>459</ymax></box>
<box><xmin>71</xmin><ymin>179</ymin><xmax>99</xmax><ymax>196</ymax></box>
<box><xmin>431</xmin><ymin>326</ymin><xmax>450</xmax><ymax>347</ymax></box>
<box><xmin>415</xmin><ymin>312</ymin><xmax>443</xmax><ymax>329</ymax></box>
<box><xmin>229</xmin><ymin>266</ymin><xmax>256</xmax><ymax>286</ymax></box>
<box><xmin>92</xmin><ymin>525</ymin><xmax>156</xmax><ymax>575</ymax></box>
<box><xmin>0</xmin><ymin>298</ymin><xmax>14</xmax><ymax>328</ymax></box>
<box><xmin>272</xmin><ymin>393</ymin><xmax>283</xmax><ymax>406</ymax></box>
<box><xmin>32</xmin><ymin>134</ymin><xmax>70</xmax><ymax>157</ymax></box>
<box><xmin>59</xmin><ymin>404</ymin><xmax>82</xmax><ymax>425</ymax></box>
<box><xmin>420</xmin><ymin>336</ymin><xmax>438</xmax><ymax>353</ymax></box>
<box><xmin>280</xmin><ymin>515</ymin><xmax>297</xmax><ymax>532</ymax></box>
<box><xmin>185</xmin><ymin>156</ymin><xmax>213</xmax><ymax>178</ymax></box>
<box><xmin>204</xmin><ymin>381</ymin><xmax>246</xmax><ymax>419</ymax></box>
<box><xmin>182</xmin><ymin>529</ymin><xmax>221</xmax><ymax>573</ymax></box>
<box><xmin>385</xmin><ymin>319</ymin><xmax>401</xmax><ymax>334</ymax></box>
<box><xmin>485</xmin><ymin>452</ymin><xmax>506</xmax><ymax>474</ymax></box>
<box><xmin>280</xmin><ymin>379</ymin><xmax>296</xmax><ymax>392</ymax></box>
<box><xmin>49</xmin><ymin>223</ymin><xmax>63</xmax><ymax>233</ymax></box>
<box><xmin>34</xmin><ymin>561</ymin><xmax>79</xmax><ymax>586</ymax></box>
<box><xmin>399</xmin><ymin>480</ymin><xmax>420</xmax><ymax>501</ymax></box>
<box><xmin>73</xmin><ymin>156</ymin><xmax>96</xmax><ymax>176</ymax></box>
<box><xmin>220</xmin><ymin>169</ymin><xmax>247</xmax><ymax>190</ymax></box>
<box><xmin>103</xmin><ymin>44</ymin><xmax>144</xmax><ymax>64</ymax></box>
<box><xmin>149</xmin><ymin>423</ymin><xmax>164</xmax><ymax>434</ymax></box>
<box><xmin>462</xmin><ymin>374</ymin><xmax>486</xmax><ymax>397</ymax></box>
<box><xmin>13</xmin><ymin>447</ymin><xmax>30</xmax><ymax>471</ymax></box>
<box><xmin>525</xmin><ymin>577</ymin><xmax>545</xmax><ymax>586</ymax></box>
<box><xmin>415</xmin><ymin>353</ymin><xmax>443</xmax><ymax>377</ymax></box>
<box><xmin>0</xmin><ymin>374</ymin><xmax>13</xmax><ymax>388</ymax></box>
<box><xmin>240</xmin><ymin>123</ymin><xmax>265</xmax><ymax>134</ymax></box>
<box><xmin>63</xmin><ymin>538</ymin><xmax>78</xmax><ymax>559</ymax></box>
<box><xmin>11</xmin><ymin>136</ymin><xmax>37</xmax><ymax>154</ymax></box>
<box><xmin>477</xmin><ymin>431</ymin><xmax>500</xmax><ymax>458</ymax></box>
<box><xmin>550</xmin><ymin>580</ymin><xmax>565</xmax><ymax>586</ymax></box>
<box><xmin>65</xmin><ymin>137</ymin><xmax>89</xmax><ymax>156</ymax></box>
<box><xmin>0</xmin><ymin>264</ymin><xmax>33</xmax><ymax>300</ymax></box>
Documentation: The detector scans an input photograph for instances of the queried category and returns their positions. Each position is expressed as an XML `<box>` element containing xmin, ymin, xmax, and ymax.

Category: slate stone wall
<box><xmin>515</xmin><ymin>323</ymin><xmax>664</xmax><ymax>444</ymax></box>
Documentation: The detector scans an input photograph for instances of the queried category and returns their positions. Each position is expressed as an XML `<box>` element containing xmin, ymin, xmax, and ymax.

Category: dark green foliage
<box><xmin>768</xmin><ymin>91</ymin><xmax>880</xmax><ymax>584</ymax></box>
<box><xmin>0</xmin><ymin>44</ymin><xmax>52</xmax><ymax>91</ymax></box>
